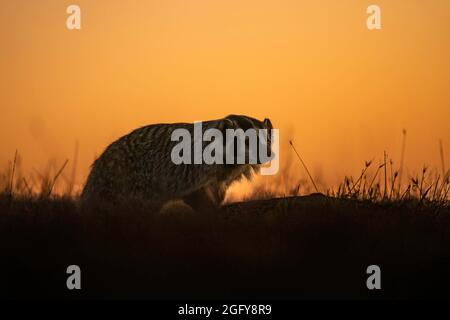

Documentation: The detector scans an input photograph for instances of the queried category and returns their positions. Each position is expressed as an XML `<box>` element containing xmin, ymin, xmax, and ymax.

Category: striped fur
<box><xmin>80</xmin><ymin>115</ymin><xmax>273</xmax><ymax>210</ymax></box>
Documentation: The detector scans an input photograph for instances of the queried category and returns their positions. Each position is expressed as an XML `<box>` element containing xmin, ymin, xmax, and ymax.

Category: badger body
<box><xmin>80</xmin><ymin>115</ymin><xmax>273</xmax><ymax>210</ymax></box>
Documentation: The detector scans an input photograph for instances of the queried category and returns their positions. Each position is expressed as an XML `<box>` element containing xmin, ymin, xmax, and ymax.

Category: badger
<box><xmin>80</xmin><ymin>115</ymin><xmax>274</xmax><ymax>211</ymax></box>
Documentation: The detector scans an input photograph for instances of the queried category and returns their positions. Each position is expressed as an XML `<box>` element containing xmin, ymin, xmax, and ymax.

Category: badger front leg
<box><xmin>183</xmin><ymin>183</ymin><xmax>225</xmax><ymax>212</ymax></box>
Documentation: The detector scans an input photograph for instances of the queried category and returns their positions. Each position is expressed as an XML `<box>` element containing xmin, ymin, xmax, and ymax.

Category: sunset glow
<box><xmin>1</xmin><ymin>0</ymin><xmax>449</xmax><ymax>196</ymax></box>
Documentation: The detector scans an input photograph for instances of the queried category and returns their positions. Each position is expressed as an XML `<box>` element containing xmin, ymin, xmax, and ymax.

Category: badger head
<box><xmin>216</xmin><ymin>114</ymin><xmax>275</xmax><ymax>166</ymax></box>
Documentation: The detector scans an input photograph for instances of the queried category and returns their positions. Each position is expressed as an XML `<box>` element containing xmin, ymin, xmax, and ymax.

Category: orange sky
<box><xmin>0</xmin><ymin>0</ymin><xmax>449</xmax><ymax>195</ymax></box>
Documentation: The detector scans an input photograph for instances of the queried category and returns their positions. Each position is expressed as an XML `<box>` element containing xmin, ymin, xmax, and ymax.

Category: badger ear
<box><xmin>263</xmin><ymin>118</ymin><xmax>273</xmax><ymax>129</ymax></box>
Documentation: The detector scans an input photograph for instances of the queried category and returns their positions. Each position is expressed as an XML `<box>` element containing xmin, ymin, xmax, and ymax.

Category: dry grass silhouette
<box><xmin>0</xmin><ymin>136</ymin><xmax>449</xmax><ymax>299</ymax></box>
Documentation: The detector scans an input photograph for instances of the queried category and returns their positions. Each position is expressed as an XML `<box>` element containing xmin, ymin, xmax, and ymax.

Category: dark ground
<box><xmin>1</xmin><ymin>194</ymin><xmax>449</xmax><ymax>299</ymax></box>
